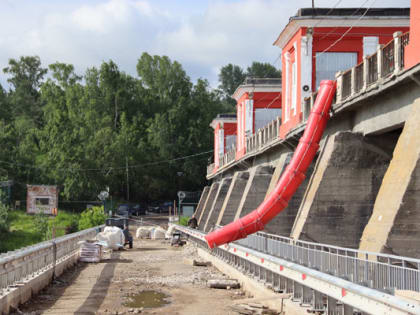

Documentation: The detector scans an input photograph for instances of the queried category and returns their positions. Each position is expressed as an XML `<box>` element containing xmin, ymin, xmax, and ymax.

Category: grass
<box><xmin>0</xmin><ymin>209</ymin><xmax>81</xmax><ymax>253</ymax></box>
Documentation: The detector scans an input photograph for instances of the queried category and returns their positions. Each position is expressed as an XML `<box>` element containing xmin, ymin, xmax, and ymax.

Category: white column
<box><xmin>300</xmin><ymin>35</ymin><xmax>313</xmax><ymax>103</ymax></box>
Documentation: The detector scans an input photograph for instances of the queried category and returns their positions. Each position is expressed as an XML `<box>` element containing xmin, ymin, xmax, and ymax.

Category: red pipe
<box><xmin>205</xmin><ymin>80</ymin><xmax>336</xmax><ymax>249</ymax></box>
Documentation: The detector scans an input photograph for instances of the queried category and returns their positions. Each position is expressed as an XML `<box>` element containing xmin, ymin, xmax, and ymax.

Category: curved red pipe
<box><xmin>205</xmin><ymin>80</ymin><xmax>336</xmax><ymax>249</ymax></box>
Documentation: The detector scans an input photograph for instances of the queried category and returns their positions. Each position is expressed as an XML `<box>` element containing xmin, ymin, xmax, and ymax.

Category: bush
<box><xmin>78</xmin><ymin>206</ymin><xmax>107</xmax><ymax>230</ymax></box>
<box><xmin>179</xmin><ymin>216</ymin><xmax>189</xmax><ymax>226</ymax></box>
<box><xmin>34</xmin><ymin>213</ymin><xmax>50</xmax><ymax>240</ymax></box>
<box><xmin>48</xmin><ymin>211</ymin><xmax>80</xmax><ymax>238</ymax></box>
<box><xmin>0</xmin><ymin>200</ymin><xmax>9</xmax><ymax>235</ymax></box>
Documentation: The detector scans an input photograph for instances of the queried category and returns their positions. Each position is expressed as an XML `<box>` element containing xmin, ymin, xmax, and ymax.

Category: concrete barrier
<box><xmin>0</xmin><ymin>226</ymin><xmax>102</xmax><ymax>314</ymax></box>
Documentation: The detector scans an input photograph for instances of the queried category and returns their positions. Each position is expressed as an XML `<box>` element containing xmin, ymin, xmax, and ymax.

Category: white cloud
<box><xmin>0</xmin><ymin>0</ymin><xmax>411</xmax><ymax>89</ymax></box>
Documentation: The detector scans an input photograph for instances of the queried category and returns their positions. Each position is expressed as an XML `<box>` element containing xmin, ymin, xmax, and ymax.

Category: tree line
<box><xmin>0</xmin><ymin>54</ymin><xmax>280</xmax><ymax>205</ymax></box>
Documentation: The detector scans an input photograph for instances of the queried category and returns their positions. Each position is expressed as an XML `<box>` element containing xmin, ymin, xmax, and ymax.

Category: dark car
<box><xmin>116</xmin><ymin>204</ymin><xmax>130</xmax><ymax>217</ymax></box>
<box><xmin>105</xmin><ymin>218</ymin><xmax>133</xmax><ymax>249</ymax></box>
<box><xmin>132</xmin><ymin>204</ymin><xmax>147</xmax><ymax>216</ymax></box>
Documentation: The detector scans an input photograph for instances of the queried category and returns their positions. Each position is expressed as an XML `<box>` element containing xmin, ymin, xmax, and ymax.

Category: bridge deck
<box><xmin>18</xmin><ymin>236</ymin><xmax>237</xmax><ymax>314</ymax></box>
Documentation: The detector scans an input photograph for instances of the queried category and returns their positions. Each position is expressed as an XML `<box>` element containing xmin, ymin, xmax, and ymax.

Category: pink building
<box><xmin>210</xmin><ymin>114</ymin><xmax>237</xmax><ymax>170</ymax></box>
<box><xmin>274</xmin><ymin>8</ymin><xmax>409</xmax><ymax>138</ymax></box>
<box><xmin>232</xmin><ymin>78</ymin><xmax>282</xmax><ymax>159</ymax></box>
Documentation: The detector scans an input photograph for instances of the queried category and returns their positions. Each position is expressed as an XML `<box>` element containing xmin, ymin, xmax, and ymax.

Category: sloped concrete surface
<box><xmin>218</xmin><ymin>171</ymin><xmax>249</xmax><ymax>226</ymax></box>
<box><xmin>198</xmin><ymin>182</ymin><xmax>219</xmax><ymax>230</ymax></box>
<box><xmin>193</xmin><ymin>186</ymin><xmax>210</xmax><ymax>222</ymax></box>
<box><xmin>234</xmin><ymin>165</ymin><xmax>274</xmax><ymax>221</ymax></box>
<box><xmin>203</xmin><ymin>177</ymin><xmax>232</xmax><ymax>232</ymax></box>
<box><xmin>360</xmin><ymin>98</ymin><xmax>420</xmax><ymax>258</ymax></box>
<box><xmin>291</xmin><ymin>131</ymin><xmax>390</xmax><ymax>248</ymax></box>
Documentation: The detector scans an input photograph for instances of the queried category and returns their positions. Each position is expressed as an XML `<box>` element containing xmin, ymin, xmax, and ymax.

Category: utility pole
<box><xmin>126</xmin><ymin>156</ymin><xmax>129</xmax><ymax>201</ymax></box>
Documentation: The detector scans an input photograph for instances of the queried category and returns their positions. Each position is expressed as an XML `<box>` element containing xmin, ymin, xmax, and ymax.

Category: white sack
<box><xmin>96</xmin><ymin>226</ymin><xmax>124</xmax><ymax>250</ymax></box>
<box><xmin>136</xmin><ymin>226</ymin><xmax>153</xmax><ymax>239</ymax></box>
<box><xmin>165</xmin><ymin>225</ymin><xmax>176</xmax><ymax>239</ymax></box>
<box><xmin>151</xmin><ymin>227</ymin><xmax>166</xmax><ymax>239</ymax></box>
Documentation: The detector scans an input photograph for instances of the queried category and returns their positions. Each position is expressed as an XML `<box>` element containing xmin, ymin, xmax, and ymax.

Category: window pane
<box><xmin>225</xmin><ymin>135</ymin><xmax>236</xmax><ymax>150</ymax></box>
<box><xmin>255</xmin><ymin>108</ymin><xmax>282</xmax><ymax>131</ymax></box>
<box><xmin>35</xmin><ymin>198</ymin><xmax>50</xmax><ymax>206</ymax></box>
<box><xmin>315</xmin><ymin>52</ymin><xmax>357</xmax><ymax>88</ymax></box>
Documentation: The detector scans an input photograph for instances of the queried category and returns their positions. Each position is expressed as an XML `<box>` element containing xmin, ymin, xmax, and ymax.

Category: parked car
<box><xmin>148</xmin><ymin>201</ymin><xmax>172</xmax><ymax>214</ymax></box>
<box><xmin>116</xmin><ymin>204</ymin><xmax>130</xmax><ymax>217</ymax></box>
<box><xmin>131</xmin><ymin>203</ymin><xmax>147</xmax><ymax>216</ymax></box>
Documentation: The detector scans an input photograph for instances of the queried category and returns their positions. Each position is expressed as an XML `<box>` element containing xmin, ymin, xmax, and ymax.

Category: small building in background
<box><xmin>232</xmin><ymin>78</ymin><xmax>282</xmax><ymax>159</ymax></box>
<box><xmin>27</xmin><ymin>185</ymin><xmax>59</xmax><ymax>215</ymax></box>
<box><xmin>210</xmin><ymin>113</ymin><xmax>237</xmax><ymax>170</ymax></box>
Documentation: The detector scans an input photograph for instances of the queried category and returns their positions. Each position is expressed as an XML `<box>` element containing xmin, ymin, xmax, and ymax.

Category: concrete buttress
<box><xmin>203</xmin><ymin>177</ymin><xmax>232</xmax><ymax>232</ymax></box>
<box><xmin>263</xmin><ymin>152</ymin><xmax>315</xmax><ymax>236</ymax></box>
<box><xmin>218</xmin><ymin>171</ymin><xmax>250</xmax><ymax>226</ymax></box>
<box><xmin>291</xmin><ymin>131</ymin><xmax>390</xmax><ymax>248</ymax></box>
<box><xmin>359</xmin><ymin>98</ymin><xmax>420</xmax><ymax>258</ymax></box>
<box><xmin>233</xmin><ymin>165</ymin><xmax>274</xmax><ymax>221</ymax></box>
<box><xmin>193</xmin><ymin>186</ymin><xmax>210</xmax><ymax>220</ymax></box>
<box><xmin>198</xmin><ymin>182</ymin><xmax>219</xmax><ymax>229</ymax></box>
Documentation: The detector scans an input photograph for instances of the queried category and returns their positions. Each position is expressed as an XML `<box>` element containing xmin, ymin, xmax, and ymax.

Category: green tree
<box><xmin>3</xmin><ymin>56</ymin><xmax>47</xmax><ymax>121</ymax></box>
<box><xmin>0</xmin><ymin>199</ymin><xmax>9</xmax><ymax>235</ymax></box>
<box><xmin>136</xmin><ymin>52</ymin><xmax>191</xmax><ymax>106</ymax></box>
<box><xmin>246</xmin><ymin>61</ymin><xmax>281</xmax><ymax>79</ymax></box>
<box><xmin>218</xmin><ymin>63</ymin><xmax>246</xmax><ymax>98</ymax></box>
<box><xmin>78</xmin><ymin>206</ymin><xmax>107</xmax><ymax>230</ymax></box>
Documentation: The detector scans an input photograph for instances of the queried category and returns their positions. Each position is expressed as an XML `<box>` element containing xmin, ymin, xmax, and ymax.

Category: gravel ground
<box><xmin>16</xmin><ymin>231</ymin><xmax>248</xmax><ymax>315</ymax></box>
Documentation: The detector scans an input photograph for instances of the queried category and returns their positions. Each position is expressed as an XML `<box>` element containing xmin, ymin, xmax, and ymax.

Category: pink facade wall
<box><xmin>280</xmin><ymin>25</ymin><xmax>409</xmax><ymax>139</ymax></box>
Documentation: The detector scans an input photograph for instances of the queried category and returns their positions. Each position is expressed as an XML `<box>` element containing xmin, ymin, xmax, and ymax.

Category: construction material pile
<box><xmin>79</xmin><ymin>240</ymin><xmax>102</xmax><ymax>263</ymax></box>
<box><xmin>135</xmin><ymin>226</ymin><xmax>167</xmax><ymax>239</ymax></box>
<box><xmin>96</xmin><ymin>226</ymin><xmax>125</xmax><ymax>250</ymax></box>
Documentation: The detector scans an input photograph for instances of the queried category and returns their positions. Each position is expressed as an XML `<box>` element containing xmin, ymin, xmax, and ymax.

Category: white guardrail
<box><xmin>0</xmin><ymin>225</ymin><xmax>103</xmax><ymax>313</ymax></box>
<box><xmin>174</xmin><ymin>224</ymin><xmax>420</xmax><ymax>315</ymax></box>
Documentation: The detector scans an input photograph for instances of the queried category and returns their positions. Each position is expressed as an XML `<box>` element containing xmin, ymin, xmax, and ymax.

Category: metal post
<box><xmin>377</xmin><ymin>44</ymin><xmax>384</xmax><ymax>79</ymax></box>
<box><xmin>362</xmin><ymin>55</ymin><xmax>368</xmax><ymax>91</ymax></box>
<box><xmin>125</xmin><ymin>156</ymin><xmax>129</xmax><ymax>201</ymax></box>
<box><xmin>350</xmin><ymin>67</ymin><xmax>356</xmax><ymax>96</ymax></box>
<box><xmin>335</xmin><ymin>71</ymin><xmax>343</xmax><ymax>103</ymax></box>
<box><xmin>394</xmin><ymin>31</ymin><xmax>403</xmax><ymax>73</ymax></box>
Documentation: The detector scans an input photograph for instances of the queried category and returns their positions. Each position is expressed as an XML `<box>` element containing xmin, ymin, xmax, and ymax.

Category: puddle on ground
<box><xmin>124</xmin><ymin>290</ymin><xmax>170</xmax><ymax>308</ymax></box>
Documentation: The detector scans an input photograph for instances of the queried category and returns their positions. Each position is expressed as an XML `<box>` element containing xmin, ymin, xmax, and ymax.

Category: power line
<box><xmin>315</xmin><ymin>0</ymin><xmax>377</xmax><ymax>59</ymax></box>
<box><xmin>272</xmin><ymin>0</ymin><xmax>344</xmax><ymax>67</ymax></box>
<box><xmin>317</xmin><ymin>0</ymin><xmax>371</xmax><ymax>41</ymax></box>
<box><xmin>0</xmin><ymin>150</ymin><xmax>214</xmax><ymax>173</ymax></box>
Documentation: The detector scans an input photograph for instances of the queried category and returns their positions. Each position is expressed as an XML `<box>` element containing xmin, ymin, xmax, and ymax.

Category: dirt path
<box><xmin>18</xmin><ymin>233</ymin><xmax>246</xmax><ymax>315</ymax></box>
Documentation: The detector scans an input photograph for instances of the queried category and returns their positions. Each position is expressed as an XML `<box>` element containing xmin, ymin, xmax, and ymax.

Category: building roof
<box><xmin>210</xmin><ymin>113</ymin><xmax>237</xmax><ymax>129</ymax></box>
<box><xmin>273</xmin><ymin>7</ymin><xmax>410</xmax><ymax>48</ymax></box>
<box><xmin>232</xmin><ymin>77</ymin><xmax>282</xmax><ymax>101</ymax></box>
<box><xmin>294</xmin><ymin>7</ymin><xmax>409</xmax><ymax>18</ymax></box>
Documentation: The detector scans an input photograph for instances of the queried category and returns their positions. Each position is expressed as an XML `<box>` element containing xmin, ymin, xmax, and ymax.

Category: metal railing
<box><xmin>354</xmin><ymin>62</ymin><xmax>364</xmax><ymax>94</ymax></box>
<box><xmin>175</xmin><ymin>225</ymin><xmax>420</xmax><ymax>315</ymax></box>
<box><xmin>336</xmin><ymin>31</ymin><xmax>410</xmax><ymax>104</ymax></box>
<box><xmin>341</xmin><ymin>69</ymin><xmax>352</xmax><ymax>99</ymax></box>
<box><xmin>235</xmin><ymin>231</ymin><xmax>420</xmax><ymax>293</ymax></box>
<box><xmin>366</xmin><ymin>52</ymin><xmax>378</xmax><ymax>86</ymax></box>
<box><xmin>0</xmin><ymin>226</ymin><xmax>102</xmax><ymax>294</ymax></box>
<box><xmin>246</xmin><ymin>116</ymin><xmax>281</xmax><ymax>155</ymax></box>
<box><xmin>382</xmin><ymin>39</ymin><xmax>395</xmax><ymax>78</ymax></box>
<box><xmin>220</xmin><ymin>144</ymin><xmax>236</xmax><ymax>168</ymax></box>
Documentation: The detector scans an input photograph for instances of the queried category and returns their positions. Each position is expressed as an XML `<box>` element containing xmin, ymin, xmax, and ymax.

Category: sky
<box><xmin>0</xmin><ymin>0</ymin><xmax>410</xmax><ymax>89</ymax></box>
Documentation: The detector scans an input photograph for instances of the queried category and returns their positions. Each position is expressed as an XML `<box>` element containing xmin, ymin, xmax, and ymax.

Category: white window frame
<box><xmin>291</xmin><ymin>42</ymin><xmax>298</xmax><ymax>116</ymax></box>
<box><xmin>218</xmin><ymin>128</ymin><xmax>224</xmax><ymax>156</ymax></box>
<box><xmin>284</xmin><ymin>52</ymin><xmax>290</xmax><ymax>122</ymax></box>
<box><xmin>291</xmin><ymin>60</ymin><xmax>297</xmax><ymax>116</ymax></box>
